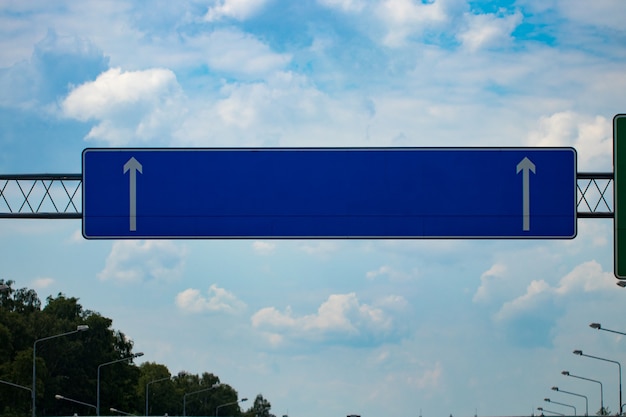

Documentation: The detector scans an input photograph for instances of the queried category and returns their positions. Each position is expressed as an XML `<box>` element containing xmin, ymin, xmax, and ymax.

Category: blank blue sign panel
<box><xmin>82</xmin><ymin>148</ymin><xmax>577</xmax><ymax>239</ymax></box>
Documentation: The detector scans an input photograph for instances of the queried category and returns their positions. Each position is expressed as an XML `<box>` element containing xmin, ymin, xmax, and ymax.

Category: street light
<box><xmin>573</xmin><ymin>349</ymin><xmax>622</xmax><ymax>415</ymax></box>
<box><xmin>552</xmin><ymin>386</ymin><xmax>588</xmax><ymax>416</ymax></box>
<box><xmin>182</xmin><ymin>383</ymin><xmax>220</xmax><ymax>417</ymax></box>
<box><xmin>32</xmin><ymin>325</ymin><xmax>89</xmax><ymax>417</ymax></box>
<box><xmin>216</xmin><ymin>397</ymin><xmax>248</xmax><ymax>417</ymax></box>
<box><xmin>562</xmin><ymin>371</ymin><xmax>604</xmax><ymax>414</ymax></box>
<box><xmin>146</xmin><ymin>376</ymin><xmax>170</xmax><ymax>416</ymax></box>
<box><xmin>55</xmin><ymin>394</ymin><xmax>97</xmax><ymax>412</ymax></box>
<box><xmin>0</xmin><ymin>378</ymin><xmax>32</xmax><ymax>395</ymax></box>
<box><xmin>97</xmin><ymin>352</ymin><xmax>144</xmax><ymax>416</ymax></box>
<box><xmin>545</xmin><ymin>398</ymin><xmax>576</xmax><ymax>415</ymax></box>
<box><xmin>589</xmin><ymin>323</ymin><xmax>626</xmax><ymax>336</ymax></box>
<box><xmin>538</xmin><ymin>407</ymin><xmax>565</xmax><ymax>416</ymax></box>
<box><xmin>111</xmin><ymin>407</ymin><xmax>136</xmax><ymax>416</ymax></box>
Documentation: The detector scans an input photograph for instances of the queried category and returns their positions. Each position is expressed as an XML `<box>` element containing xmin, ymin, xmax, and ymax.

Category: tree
<box><xmin>0</xmin><ymin>287</ymin><xmax>144</xmax><ymax>416</ymax></box>
<box><xmin>0</xmin><ymin>282</ymin><xmax>272</xmax><ymax>416</ymax></box>
<box><xmin>138</xmin><ymin>362</ymin><xmax>176</xmax><ymax>416</ymax></box>
<box><xmin>245</xmin><ymin>394</ymin><xmax>272</xmax><ymax>417</ymax></box>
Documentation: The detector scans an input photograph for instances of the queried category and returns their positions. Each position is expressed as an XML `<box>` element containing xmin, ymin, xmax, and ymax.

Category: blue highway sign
<box><xmin>82</xmin><ymin>148</ymin><xmax>577</xmax><ymax>239</ymax></box>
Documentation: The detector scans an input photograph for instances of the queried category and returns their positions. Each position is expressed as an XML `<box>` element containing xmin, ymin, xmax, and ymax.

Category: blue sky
<box><xmin>1</xmin><ymin>0</ymin><xmax>626</xmax><ymax>416</ymax></box>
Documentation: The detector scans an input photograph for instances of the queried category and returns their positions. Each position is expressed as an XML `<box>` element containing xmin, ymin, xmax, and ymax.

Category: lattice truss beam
<box><xmin>0</xmin><ymin>174</ymin><xmax>82</xmax><ymax>218</ymax></box>
<box><xmin>0</xmin><ymin>173</ymin><xmax>615</xmax><ymax>219</ymax></box>
<box><xmin>577</xmin><ymin>173</ymin><xmax>613</xmax><ymax>218</ymax></box>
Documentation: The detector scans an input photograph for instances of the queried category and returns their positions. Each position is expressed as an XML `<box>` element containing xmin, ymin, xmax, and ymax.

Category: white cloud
<box><xmin>205</xmin><ymin>29</ymin><xmax>291</xmax><ymax>77</ymax></box>
<box><xmin>555</xmin><ymin>259</ymin><xmax>615</xmax><ymax>295</ymax></box>
<box><xmin>375</xmin><ymin>294</ymin><xmax>409</xmax><ymax>311</ymax></box>
<box><xmin>68</xmin><ymin>228</ymin><xmax>84</xmax><ymax>244</ymax></box>
<box><xmin>473</xmin><ymin>263</ymin><xmax>507</xmax><ymax>303</ymax></box>
<box><xmin>366</xmin><ymin>265</ymin><xmax>419</xmax><ymax>282</ymax></box>
<box><xmin>494</xmin><ymin>260</ymin><xmax>615</xmax><ymax>322</ymax></box>
<box><xmin>457</xmin><ymin>11</ymin><xmax>522</xmax><ymax>51</ymax></box>
<box><xmin>317</xmin><ymin>0</ymin><xmax>365</xmax><ymax>12</ymax></box>
<box><xmin>61</xmin><ymin>67</ymin><xmax>185</xmax><ymax>145</ymax></box>
<box><xmin>410</xmin><ymin>361</ymin><xmax>443</xmax><ymax>389</ymax></box>
<box><xmin>174</xmin><ymin>71</ymin><xmax>348</xmax><ymax>147</ymax></box>
<box><xmin>253</xmin><ymin>241</ymin><xmax>276</xmax><ymax>255</ymax></box>
<box><xmin>175</xmin><ymin>284</ymin><xmax>247</xmax><ymax>314</ymax></box>
<box><xmin>32</xmin><ymin>276</ymin><xmax>54</xmax><ymax>289</ymax></box>
<box><xmin>494</xmin><ymin>279</ymin><xmax>551</xmax><ymax>322</ymax></box>
<box><xmin>298</xmin><ymin>241</ymin><xmax>341</xmax><ymax>257</ymax></box>
<box><xmin>205</xmin><ymin>0</ymin><xmax>272</xmax><ymax>21</ymax></box>
<box><xmin>98</xmin><ymin>240</ymin><xmax>186</xmax><ymax>284</ymax></box>
<box><xmin>526</xmin><ymin>112</ymin><xmax>612</xmax><ymax>171</ymax></box>
<box><xmin>251</xmin><ymin>293</ymin><xmax>400</xmax><ymax>346</ymax></box>
<box><xmin>546</xmin><ymin>0</ymin><xmax>626</xmax><ymax>31</ymax></box>
<box><xmin>375</xmin><ymin>0</ymin><xmax>454</xmax><ymax>47</ymax></box>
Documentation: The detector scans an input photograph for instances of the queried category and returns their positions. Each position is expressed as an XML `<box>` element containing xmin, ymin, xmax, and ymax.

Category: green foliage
<box><xmin>244</xmin><ymin>394</ymin><xmax>273</xmax><ymax>417</ymax></box>
<box><xmin>0</xmin><ymin>280</ymin><xmax>270</xmax><ymax>416</ymax></box>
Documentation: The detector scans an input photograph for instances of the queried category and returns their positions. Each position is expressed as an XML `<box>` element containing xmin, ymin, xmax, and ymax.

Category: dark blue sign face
<box><xmin>82</xmin><ymin>148</ymin><xmax>577</xmax><ymax>239</ymax></box>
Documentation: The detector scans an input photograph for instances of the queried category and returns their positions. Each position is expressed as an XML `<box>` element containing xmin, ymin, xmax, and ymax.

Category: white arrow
<box><xmin>123</xmin><ymin>157</ymin><xmax>143</xmax><ymax>231</ymax></box>
<box><xmin>516</xmin><ymin>157</ymin><xmax>536</xmax><ymax>231</ymax></box>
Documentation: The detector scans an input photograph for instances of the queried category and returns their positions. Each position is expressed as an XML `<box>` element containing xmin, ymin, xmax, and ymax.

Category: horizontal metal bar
<box><xmin>577</xmin><ymin>212</ymin><xmax>614</xmax><ymax>218</ymax></box>
<box><xmin>577</xmin><ymin>172</ymin><xmax>613</xmax><ymax>179</ymax></box>
<box><xmin>0</xmin><ymin>173</ymin><xmax>81</xmax><ymax>180</ymax></box>
<box><xmin>0</xmin><ymin>213</ymin><xmax>82</xmax><ymax>219</ymax></box>
<box><xmin>0</xmin><ymin>172</ymin><xmax>617</xmax><ymax>221</ymax></box>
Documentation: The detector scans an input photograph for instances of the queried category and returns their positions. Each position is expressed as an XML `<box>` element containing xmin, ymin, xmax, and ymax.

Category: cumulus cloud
<box><xmin>457</xmin><ymin>11</ymin><xmax>522</xmax><ymax>51</ymax></box>
<box><xmin>489</xmin><ymin>260</ymin><xmax>615</xmax><ymax>347</ymax></box>
<box><xmin>205</xmin><ymin>0</ymin><xmax>271</xmax><ymax>21</ymax></box>
<box><xmin>494</xmin><ymin>260</ymin><xmax>614</xmax><ymax>323</ymax></box>
<box><xmin>494</xmin><ymin>279</ymin><xmax>552</xmax><ymax>323</ymax></box>
<box><xmin>251</xmin><ymin>293</ymin><xmax>404</xmax><ymax>347</ymax></box>
<box><xmin>526</xmin><ymin>111</ymin><xmax>612</xmax><ymax>171</ymax></box>
<box><xmin>253</xmin><ymin>241</ymin><xmax>276</xmax><ymax>255</ymax></box>
<box><xmin>375</xmin><ymin>0</ymin><xmax>452</xmax><ymax>47</ymax></box>
<box><xmin>317</xmin><ymin>0</ymin><xmax>365</xmax><ymax>12</ymax></box>
<box><xmin>32</xmin><ymin>277</ymin><xmax>54</xmax><ymax>289</ymax></box>
<box><xmin>298</xmin><ymin>241</ymin><xmax>341</xmax><ymax>257</ymax></box>
<box><xmin>494</xmin><ymin>260</ymin><xmax>615</xmax><ymax>334</ymax></box>
<box><xmin>61</xmin><ymin>67</ymin><xmax>185</xmax><ymax>145</ymax></box>
<box><xmin>410</xmin><ymin>361</ymin><xmax>443</xmax><ymax>389</ymax></box>
<box><xmin>0</xmin><ymin>29</ymin><xmax>108</xmax><ymax>108</ymax></box>
<box><xmin>175</xmin><ymin>284</ymin><xmax>246</xmax><ymax>314</ymax></box>
<box><xmin>205</xmin><ymin>29</ymin><xmax>291</xmax><ymax>78</ymax></box>
<box><xmin>366</xmin><ymin>265</ymin><xmax>419</xmax><ymax>282</ymax></box>
<box><xmin>98</xmin><ymin>240</ymin><xmax>186</xmax><ymax>283</ymax></box>
<box><xmin>473</xmin><ymin>263</ymin><xmax>507</xmax><ymax>303</ymax></box>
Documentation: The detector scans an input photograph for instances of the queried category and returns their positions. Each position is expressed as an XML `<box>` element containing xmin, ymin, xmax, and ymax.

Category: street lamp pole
<box><xmin>538</xmin><ymin>407</ymin><xmax>565</xmax><ymax>416</ymax></box>
<box><xmin>552</xmin><ymin>386</ymin><xmax>588</xmax><ymax>416</ymax></box>
<box><xmin>562</xmin><ymin>371</ymin><xmax>604</xmax><ymax>414</ymax></box>
<box><xmin>573</xmin><ymin>350</ymin><xmax>622</xmax><ymax>415</ymax></box>
<box><xmin>97</xmin><ymin>352</ymin><xmax>144</xmax><ymax>416</ymax></box>
<box><xmin>182</xmin><ymin>383</ymin><xmax>220</xmax><ymax>417</ymax></box>
<box><xmin>216</xmin><ymin>397</ymin><xmax>248</xmax><ymax>417</ymax></box>
<box><xmin>55</xmin><ymin>394</ymin><xmax>97</xmax><ymax>412</ymax></box>
<box><xmin>146</xmin><ymin>376</ymin><xmax>170</xmax><ymax>416</ymax></box>
<box><xmin>111</xmin><ymin>407</ymin><xmax>136</xmax><ymax>416</ymax></box>
<box><xmin>590</xmin><ymin>323</ymin><xmax>626</xmax><ymax>337</ymax></box>
<box><xmin>32</xmin><ymin>325</ymin><xmax>89</xmax><ymax>417</ymax></box>
<box><xmin>545</xmin><ymin>398</ymin><xmax>576</xmax><ymax>415</ymax></box>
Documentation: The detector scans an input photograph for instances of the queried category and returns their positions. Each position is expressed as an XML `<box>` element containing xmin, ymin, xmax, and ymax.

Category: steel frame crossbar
<box><xmin>0</xmin><ymin>172</ymin><xmax>615</xmax><ymax>219</ymax></box>
<box><xmin>0</xmin><ymin>174</ymin><xmax>81</xmax><ymax>218</ymax></box>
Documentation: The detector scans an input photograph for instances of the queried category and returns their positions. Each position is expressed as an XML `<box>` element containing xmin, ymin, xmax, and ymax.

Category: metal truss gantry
<box><xmin>0</xmin><ymin>172</ymin><xmax>615</xmax><ymax>219</ymax></box>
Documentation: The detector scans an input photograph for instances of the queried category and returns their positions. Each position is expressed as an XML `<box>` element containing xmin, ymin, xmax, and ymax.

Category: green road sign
<box><xmin>615</xmin><ymin>114</ymin><xmax>626</xmax><ymax>278</ymax></box>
